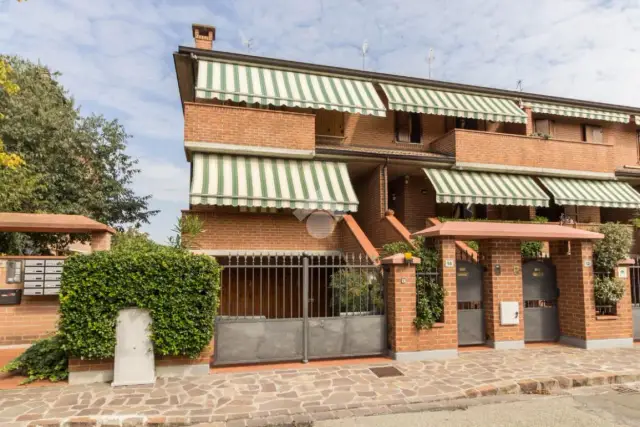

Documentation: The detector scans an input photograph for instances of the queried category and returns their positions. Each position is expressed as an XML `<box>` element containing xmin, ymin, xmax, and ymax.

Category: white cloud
<box><xmin>2</xmin><ymin>0</ymin><xmax>639</xmax><ymax>242</ymax></box>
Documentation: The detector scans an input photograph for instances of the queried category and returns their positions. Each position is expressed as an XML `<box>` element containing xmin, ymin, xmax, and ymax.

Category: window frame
<box><xmin>395</xmin><ymin>111</ymin><xmax>422</xmax><ymax>144</ymax></box>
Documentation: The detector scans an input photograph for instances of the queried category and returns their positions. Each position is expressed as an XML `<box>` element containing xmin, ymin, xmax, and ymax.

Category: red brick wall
<box><xmin>352</xmin><ymin>166</ymin><xmax>386</xmax><ymax>247</ymax></box>
<box><xmin>343</xmin><ymin>113</ymin><xmax>447</xmax><ymax>152</ymax></box>
<box><xmin>479</xmin><ymin>239</ymin><xmax>525</xmax><ymax>343</ymax></box>
<box><xmin>386</xmin><ymin>238</ymin><xmax>458</xmax><ymax>353</ymax></box>
<box><xmin>452</xmin><ymin>129</ymin><xmax>614</xmax><ymax>173</ymax></box>
<box><xmin>0</xmin><ymin>297</ymin><xmax>59</xmax><ymax>346</ymax></box>
<box><xmin>392</xmin><ymin>176</ymin><xmax>437</xmax><ymax>233</ymax></box>
<box><xmin>184</xmin><ymin>102</ymin><xmax>315</xmax><ymax>151</ymax></box>
<box><xmin>187</xmin><ymin>209</ymin><xmax>342</xmax><ymax>251</ymax></box>
<box><xmin>551</xmin><ymin>240</ymin><xmax>633</xmax><ymax>342</ymax></box>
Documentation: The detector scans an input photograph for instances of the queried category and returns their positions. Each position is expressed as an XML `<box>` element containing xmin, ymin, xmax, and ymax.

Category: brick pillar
<box><xmin>524</xmin><ymin>107</ymin><xmax>534</xmax><ymax>135</ymax></box>
<box><xmin>383</xmin><ymin>244</ymin><xmax>458</xmax><ymax>361</ymax></box>
<box><xmin>551</xmin><ymin>240</ymin><xmax>633</xmax><ymax>349</ymax></box>
<box><xmin>90</xmin><ymin>231</ymin><xmax>112</xmax><ymax>252</ymax></box>
<box><xmin>479</xmin><ymin>239</ymin><xmax>525</xmax><ymax>349</ymax></box>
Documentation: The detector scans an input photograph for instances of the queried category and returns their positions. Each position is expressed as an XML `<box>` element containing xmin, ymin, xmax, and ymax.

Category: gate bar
<box><xmin>302</xmin><ymin>256</ymin><xmax>309</xmax><ymax>363</ymax></box>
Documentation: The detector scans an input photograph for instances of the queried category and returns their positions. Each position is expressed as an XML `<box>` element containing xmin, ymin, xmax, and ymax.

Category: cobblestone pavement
<box><xmin>1</xmin><ymin>346</ymin><xmax>640</xmax><ymax>426</ymax></box>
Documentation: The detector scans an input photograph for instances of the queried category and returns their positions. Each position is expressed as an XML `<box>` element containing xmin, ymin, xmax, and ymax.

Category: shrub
<box><xmin>594</xmin><ymin>223</ymin><xmax>632</xmax><ymax>273</ymax></box>
<box><xmin>464</xmin><ymin>241</ymin><xmax>479</xmax><ymax>252</ymax></box>
<box><xmin>1</xmin><ymin>335</ymin><xmax>68</xmax><ymax>384</ymax></box>
<box><xmin>59</xmin><ymin>245</ymin><xmax>221</xmax><ymax>359</ymax></box>
<box><xmin>594</xmin><ymin>276</ymin><xmax>626</xmax><ymax>306</ymax></box>
<box><xmin>521</xmin><ymin>241</ymin><xmax>543</xmax><ymax>258</ymax></box>
<box><xmin>329</xmin><ymin>269</ymin><xmax>383</xmax><ymax>314</ymax></box>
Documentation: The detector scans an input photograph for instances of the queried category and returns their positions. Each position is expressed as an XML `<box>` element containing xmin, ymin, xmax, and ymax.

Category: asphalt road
<box><xmin>317</xmin><ymin>383</ymin><xmax>640</xmax><ymax>427</ymax></box>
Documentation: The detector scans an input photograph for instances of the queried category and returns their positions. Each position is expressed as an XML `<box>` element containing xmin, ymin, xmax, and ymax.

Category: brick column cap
<box><xmin>618</xmin><ymin>258</ymin><xmax>635</xmax><ymax>266</ymax></box>
<box><xmin>381</xmin><ymin>253</ymin><xmax>421</xmax><ymax>265</ymax></box>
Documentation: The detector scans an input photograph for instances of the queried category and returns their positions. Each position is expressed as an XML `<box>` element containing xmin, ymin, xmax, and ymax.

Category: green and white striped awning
<box><xmin>195</xmin><ymin>60</ymin><xmax>386</xmax><ymax>117</ymax></box>
<box><xmin>381</xmin><ymin>83</ymin><xmax>528</xmax><ymax>124</ymax></box>
<box><xmin>423</xmin><ymin>169</ymin><xmax>549</xmax><ymax>207</ymax></box>
<box><xmin>538</xmin><ymin>177</ymin><xmax>640</xmax><ymax>208</ymax></box>
<box><xmin>524</xmin><ymin>101</ymin><xmax>630</xmax><ymax>123</ymax></box>
<box><xmin>190</xmin><ymin>153</ymin><xmax>359</xmax><ymax>211</ymax></box>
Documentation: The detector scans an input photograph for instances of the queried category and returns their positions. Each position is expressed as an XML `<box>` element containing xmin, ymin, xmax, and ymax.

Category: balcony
<box><xmin>429</xmin><ymin>129</ymin><xmax>614</xmax><ymax>174</ymax></box>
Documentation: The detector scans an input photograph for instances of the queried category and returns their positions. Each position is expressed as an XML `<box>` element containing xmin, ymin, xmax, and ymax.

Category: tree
<box><xmin>0</xmin><ymin>56</ymin><xmax>157</xmax><ymax>253</ymax></box>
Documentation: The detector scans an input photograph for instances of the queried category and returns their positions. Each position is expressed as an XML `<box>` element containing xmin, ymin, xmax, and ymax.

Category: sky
<box><xmin>1</xmin><ymin>0</ymin><xmax>639</xmax><ymax>243</ymax></box>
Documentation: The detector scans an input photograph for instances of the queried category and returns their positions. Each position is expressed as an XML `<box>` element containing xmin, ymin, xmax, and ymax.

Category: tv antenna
<box><xmin>361</xmin><ymin>40</ymin><xmax>369</xmax><ymax>70</ymax></box>
<box><xmin>427</xmin><ymin>48</ymin><xmax>435</xmax><ymax>78</ymax></box>
<box><xmin>516</xmin><ymin>80</ymin><xmax>524</xmax><ymax>92</ymax></box>
<box><xmin>239</xmin><ymin>30</ymin><xmax>254</xmax><ymax>54</ymax></box>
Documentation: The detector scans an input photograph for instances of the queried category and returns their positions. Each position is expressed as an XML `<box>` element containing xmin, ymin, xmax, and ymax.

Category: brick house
<box><xmin>171</xmin><ymin>24</ymin><xmax>640</xmax><ymax>363</ymax></box>
<box><xmin>175</xmin><ymin>24</ymin><xmax>640</xmax><ymax>260</ymax></box>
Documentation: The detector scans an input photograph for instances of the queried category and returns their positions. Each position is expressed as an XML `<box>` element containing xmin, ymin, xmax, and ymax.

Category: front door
<box><xmin>522</xmin><ymin>260</ymin><xmax>559</xmax><ymax>342</ymax></box>
<box><xmin>456</xmin><ymin>261</ymin><xmax>485</xmax><ymax>346</ymax></box>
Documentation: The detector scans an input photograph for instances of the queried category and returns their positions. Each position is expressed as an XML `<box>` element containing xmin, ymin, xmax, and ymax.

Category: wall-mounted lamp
<box><xmin>404</xmin><ymin>175</ymin><xmax>410</xmax><ymax>185</ymax></box>
<box><xmin>494</xmin><ymin>264</ymin><xmax>501</xmax><ymax>276</ymax></box>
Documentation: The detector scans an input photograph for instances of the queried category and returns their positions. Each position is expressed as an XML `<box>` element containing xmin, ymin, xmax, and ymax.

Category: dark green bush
<box><xmin>329</xmin><ymin>269</ymin><xmax>383</xmax><ymax>313</ymax></box>
<box><xmin>1</xmin><ymin>335</ymin><xmax>68</xmax><ymax>384</ymax></box>
<box><xmin>59</xmin><ymin>246</ymin><xmax>221</xmax><ymax>359</ymax></box>
<box><xmin>594</xmin><ymin>223</ymin><xmax>632</xmax><ymax>273</ymax></box>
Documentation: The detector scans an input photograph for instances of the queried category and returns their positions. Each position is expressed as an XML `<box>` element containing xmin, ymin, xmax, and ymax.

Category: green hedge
<box><xmin>59</xmin><ymin>246</ymin><xmax>221</xmax><ymax>359</ymax></box>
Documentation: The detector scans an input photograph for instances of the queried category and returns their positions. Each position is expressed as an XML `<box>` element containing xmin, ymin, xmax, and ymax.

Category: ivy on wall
<box><xmin>59</xmin><ymin>245</ymin><xmax>221</xmax><ymax>359</ymax></box>
<box><xmin>382</xmin><ymin>237</ymin><xmax>442</xmax><ymax>330</ymax></box>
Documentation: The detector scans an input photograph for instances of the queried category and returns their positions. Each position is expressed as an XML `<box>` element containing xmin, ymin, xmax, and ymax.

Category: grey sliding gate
<box><xmin>631</xmin><ymin>266</ymin><xmax>640</xmax><ymax>341</ymax></box>
<box><xmin>214</xmin><ymin>254</ymin><xmax>385</xmax><ymax>365</ymax></box>
<box><xmin>456</xmin><ymin>260</ymin><xmax>485</xmax><ymax>346</ymax></box>
<box><xmin>522</xmin><ymin>259</ymin><xmax>559</xmax><ymax>342</ymax></box>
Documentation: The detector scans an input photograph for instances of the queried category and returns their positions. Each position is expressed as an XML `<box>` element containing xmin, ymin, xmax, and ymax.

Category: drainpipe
<box><xmin>382</xmin><ymin>157</ymin><xmax>389</xmax><ymax>214</ymax></box>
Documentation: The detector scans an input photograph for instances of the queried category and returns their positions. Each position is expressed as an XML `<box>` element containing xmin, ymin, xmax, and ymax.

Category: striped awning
<box><xmin>381</xmin><ymin>83</ymin><xmax>528</xmax><ymax>124</ymax></box>
<box><xmin>524</xmin><ymin>101</ymin><xmax>630</xmax><ymax>123</ymax></box>
<box><xmin>195</xmin><ymin>60</ymin><xmax>386</xmax><ymax>117</ymax></box>
<box><xmin>538</xmin><ymin>177</ymin><xmax>640</xmax><ymax>208</ymax></box>
<box><xmin>423</xmin><ymin>169</ymin><xmax>549</xmax><ymax>207</ymax></box>
<box><xmin>190</xmin><ymin>153</ymin><xmax>359</xmax><ymax>211</ymax></box>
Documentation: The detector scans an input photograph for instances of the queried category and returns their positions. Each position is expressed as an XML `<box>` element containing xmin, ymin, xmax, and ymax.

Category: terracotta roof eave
<box><xmin>314</xmin><ymin>146</ymin><xmax>454</xmax><ymax>163</ymax></box>
<box><xmin>177</xmin><ymin>47</ymin><xmax>640</xmax><ymax>115</ymax></box>
<box><xmin>0</xmin><ymin>213</ymin><xmax>116</xmax><ymax>235</ymax></box>
<box><xmin>412</xmin><ymin>222</ymin><xmax>604</xmax><ymax>241</ymax></box>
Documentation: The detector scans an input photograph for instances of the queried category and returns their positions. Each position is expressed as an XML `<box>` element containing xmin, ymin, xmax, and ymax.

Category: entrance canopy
<box><xmin>423</xmin><ymin>168</ymin><xmax>550</xmax><ymax>207</ymax></box>
<box><xmin>0</xmin><ymin>213</ymin><xmax>115</xmax><ymax>234</ymax></box>
<box><xmin>538</xmin><ymin>177</ymin><xmax>640</xmax><ymax>209</ymax></box>
<box><xmin>413</xmin><ymin>221</ymin><xmax>604</xmax><ymax>241</ymax></box>
<box><xmin>190</xmin><ymin>153</ymin><xmax>359</xmax><ymax>212</ymax></box>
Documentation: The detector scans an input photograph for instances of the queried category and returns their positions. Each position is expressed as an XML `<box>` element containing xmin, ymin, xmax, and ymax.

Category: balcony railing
<box><xmin>429</xmin><ymin>129</ymin><xmax>614</xmax><ymax>174</ymax></box>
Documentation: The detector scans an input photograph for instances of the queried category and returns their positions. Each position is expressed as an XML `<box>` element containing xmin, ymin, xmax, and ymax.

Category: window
<box><xmin>637</xmin><ymin>131</ymin><xmax>640</xmax><ymax>164</ymax></box>
<box><xmin>395</xmin><ymin>111</ymin><xmax>422</xmax><ymax>143</ymax></box>
<box><xmin>315</xmin><ymin>109</ymin><xmax>344</xmax><ymax>137</ymax></box>
<box><xmin>582</xmin><ymin>124</ymin><xmax>603</xmax><ymax>143</ymax></box>
<box><xmin>534</xmin><ymin>119</ymin><xmax>554</xmax><ymax>137</ymax></box>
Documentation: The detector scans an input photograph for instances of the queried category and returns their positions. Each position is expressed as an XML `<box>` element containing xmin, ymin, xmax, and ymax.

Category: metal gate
<box><xmin>456</xmin><ymin>260</ymin><xmax>485</xmax><ymax>346</ymax></box>
<box><xmin>522</xmin><ymin>259</ymin><xmax>559</xmax><ymax>342</ymax></box>
<box><xmin>213</xmin><ymin>254</ymin><xmax>385</xmax><ymax>365</ymax></box>
<box><xmin>631</xmin><ymin>266</ymin><xmax>640</xmax><ymax>341</ymax></box>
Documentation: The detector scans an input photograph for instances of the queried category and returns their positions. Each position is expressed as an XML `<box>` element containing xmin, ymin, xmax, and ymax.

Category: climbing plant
<box><xmin>381</xmin><ymin>236</ymin><xmax>442</xmax><ymax>330</ymax></box>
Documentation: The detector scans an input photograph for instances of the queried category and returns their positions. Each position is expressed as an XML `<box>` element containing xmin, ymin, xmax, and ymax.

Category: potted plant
<box><xmin>329</xmin><ymin>269</ymin><xmax>383</xmax><ymax>316</ymax></box>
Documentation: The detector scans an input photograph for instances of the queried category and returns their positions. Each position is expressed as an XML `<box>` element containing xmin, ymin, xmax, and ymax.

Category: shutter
<box><xmin>395</xmin><ymin>111</ymin><xmax>410</xmax><ymax>142</ymax></box>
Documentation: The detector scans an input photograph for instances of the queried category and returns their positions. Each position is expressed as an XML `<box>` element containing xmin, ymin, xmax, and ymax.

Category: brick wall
<box><xmin>611</xmin><ymin>122</ymin><xmax>638</xmax><ymax>168</ymax></box>
<box><xmin>187</xmin><ymin>209</ymin><xmax>343</xmax><ymax>251</ymax></box>
<box><xmin>478</xmin><ymin>239</ymin><xmax>525</xmax><ymax>343</ymax></box>
<box><xmin>0</xmin><ymin>257</ymin><xmax>61</xmax><ymax>346</ymax></box>
<box><xmin>385</xmin><ymin>238</ymin><xmax>458</xmax><ymax>354</ymax></box>
<box><xmin>391</xmin><ymin>176</ymin><xmax>437</xmax><ymax>233</ymax></box>
<box><xmin>0</xmin><ymin>297</ymin><xmax>59</xmax><ymax>346</ymax></box>
<box><xmin>184</xmin><ymin>102</ymin><xmax>315</xmax><ymax>151</ymax></box>
<box><xmin>343</xmin><ymin>113</ymin><xmax>447</xmax><ymax>152</ymax></box>
<box><xmin>551</xmin><ymin>240</ymin><xmax>633</xmax><ymax>342</ymax></box>
<box><xmin>451</xmin><ymin>129</ymin><xmax>614</xmax><ymax>173</ymax></box>
<box><xmin>352</xmin><ymin>166</ymin><xmax>386</xmax><ymax>247</ymax></box>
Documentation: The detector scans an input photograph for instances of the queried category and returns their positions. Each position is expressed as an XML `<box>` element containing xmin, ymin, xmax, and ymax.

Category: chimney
<box><xmin>192</xmin><ymin>23</ymin><xmax>216</xmax><ymax>50</ymax></box>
